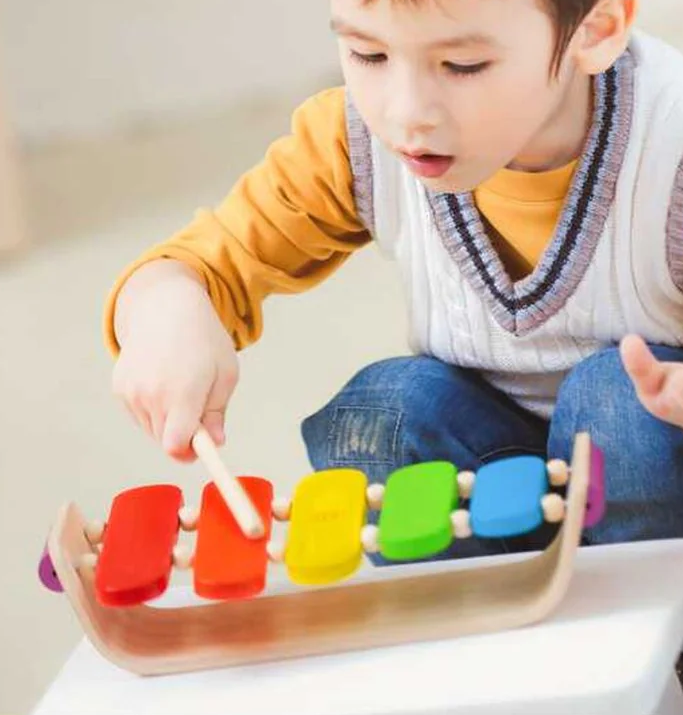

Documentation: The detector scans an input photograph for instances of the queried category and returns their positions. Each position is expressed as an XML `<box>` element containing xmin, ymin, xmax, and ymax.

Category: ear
<box><xmin>572</xmin><ymin>0</ymin><xmax>639</xmax><ymax>75</ymax></box>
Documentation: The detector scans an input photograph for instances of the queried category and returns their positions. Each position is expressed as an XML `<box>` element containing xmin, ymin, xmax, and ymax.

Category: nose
<box><xmin>384</xmin><ymin>66</ymin><xmax>442</xmax><ymax>142</ymax></box>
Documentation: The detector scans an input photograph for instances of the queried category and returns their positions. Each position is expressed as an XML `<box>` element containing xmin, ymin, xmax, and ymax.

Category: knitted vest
<box><xmin>345</xmin><ymin>31</ymin><xmax>683</xmax><ymax>418</ymax></box>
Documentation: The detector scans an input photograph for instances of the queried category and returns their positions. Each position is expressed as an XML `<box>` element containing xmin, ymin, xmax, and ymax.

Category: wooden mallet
<box><xmin>191</xmin><ymin>426</ymin><xmax>265</xmax><ymax>539</ymax></box>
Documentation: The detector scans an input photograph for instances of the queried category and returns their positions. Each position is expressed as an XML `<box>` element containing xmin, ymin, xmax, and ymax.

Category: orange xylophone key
<box><xmin>95</xmin><ymin>485</ymin><xmax>183</xmax><ymax>607</ymax></box>
<box><xmin>193</xmin><ymin>477</ymin><xmax>273</xmax><ymax>600</ymax></box>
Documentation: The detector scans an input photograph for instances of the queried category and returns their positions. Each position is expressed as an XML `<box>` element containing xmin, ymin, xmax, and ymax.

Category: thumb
<box><xmin>620</xmin><ymin>334</ymin><xmax>665</xmax><ymax>399</ymax></box>
<box><xmin>202</xmin><ymin>410</ymin><xmax>226</xmax><ymax>447</ymax></box>
<box><xmin>200</xmin><ymin>371</ymin><xmax>237</xmax><ymax>447</ymax></box>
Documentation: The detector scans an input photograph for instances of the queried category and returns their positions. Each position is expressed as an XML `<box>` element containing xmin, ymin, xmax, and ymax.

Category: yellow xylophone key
<box><xmin>285</xmin><ymin>469</ymin><xmax>367</xmax><ymax>586</ymax></box>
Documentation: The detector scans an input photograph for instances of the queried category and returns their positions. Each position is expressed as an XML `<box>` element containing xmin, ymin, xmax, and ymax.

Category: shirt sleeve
<box><xmin>102</xmin><ymin>87</ymin><xmax>371</xmax><ymax>355</ymax></box>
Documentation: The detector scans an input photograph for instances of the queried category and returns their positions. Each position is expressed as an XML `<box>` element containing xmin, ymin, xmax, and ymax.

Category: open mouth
<box><xmin>398</xmin><ymin>151</ymin><xmax>455</xmax><ymax>179</ymax></box>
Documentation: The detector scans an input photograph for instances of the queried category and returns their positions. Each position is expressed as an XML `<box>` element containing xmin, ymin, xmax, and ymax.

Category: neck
<box><xmin>508</xmin><ymin>70</ymin><xmax>593</xmax><ymax>173</ymax></box>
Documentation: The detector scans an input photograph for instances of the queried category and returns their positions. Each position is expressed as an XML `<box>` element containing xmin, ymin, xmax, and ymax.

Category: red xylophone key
<box><xmin>95</xmin><ymin>485</ymin><xmax>183</xmax><ymax>607</ymax></box>
<box><xmin>193</xmin><ymin>477</ymin><xmax>273</xmax><ymax>600</ymax></box>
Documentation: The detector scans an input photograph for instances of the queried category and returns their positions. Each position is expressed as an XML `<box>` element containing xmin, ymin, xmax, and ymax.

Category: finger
<box><xmin>620</xmin><ymin>334</ymin><xmax>666</xmax><ymax>398</ymax></box>
<box><xmin>112</xmin><ymin>368</ymin><xmax>153</xmax><ymax>436</ymax></box>
<box><xmin>201</xmin><ymin>371</ymin><xmax>237</xmax><ymax>446</ymax></box>
<box><xmin>162</xmin><ymin>395</ymin><xmax>206</xmax><ymax>462</ymax></box>
<box><xmin>124</xmin><ymin>400</ymin><xmax>153</xmax><ymax>437</ymax></box>
<box><xmin>148</xmin><ymin>404</ymin><xmax>166</xmax><ymax>444</ymax></box>
<box><xmin>127</xmin><ymin>387</ymin><xmax>166</xmax><ymax>442</ymax></box>
<box><xmin>117</xmin><ymin>387</ymin><xmax>154</xmax><ymax>436</ymax></box>
<box><xmin>202</xmin><ymin>410</ymin><xmax>226</xmax><ymax>446</ymax></box>
<box><xmin>654</xmin><ymin>370</ymin><xmax>683</xmax><ymax>425</ymax></box>
<box><xmin>673</xmin><ymin>375</ymin><xmax>683</xmax><ymax>413</ymax></box>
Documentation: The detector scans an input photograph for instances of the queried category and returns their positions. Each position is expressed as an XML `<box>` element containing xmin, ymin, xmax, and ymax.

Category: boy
<box><xmin>104</xmin><ymin>0</ymin><xmax>683</xmax><ymax>561</ymax></box>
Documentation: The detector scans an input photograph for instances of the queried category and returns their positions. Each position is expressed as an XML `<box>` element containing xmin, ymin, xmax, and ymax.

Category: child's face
<box><xmin>332</xmin><ymin>0</ymin><xmax>590</xmax><ymax>192</ymax></box>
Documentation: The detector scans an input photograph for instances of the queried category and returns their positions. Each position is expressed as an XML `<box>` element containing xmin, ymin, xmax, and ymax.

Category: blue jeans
<box><xmin>301</xmin><ymin>345</ymin><xmax>683</xmax><ymax>565</ymax></box>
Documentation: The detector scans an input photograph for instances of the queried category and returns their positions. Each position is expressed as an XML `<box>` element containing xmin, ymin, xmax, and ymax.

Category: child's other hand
<box><xmin>111</xmin><ymin>260</ymin><xmax>239</xmax><ymax>462</ymax></box>
<box><xmin>620</xmin><ymin>334</ymin><xmax>683</xmax><ymax>428</ymax></box>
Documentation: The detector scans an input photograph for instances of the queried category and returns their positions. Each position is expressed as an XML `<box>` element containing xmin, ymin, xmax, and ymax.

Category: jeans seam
<box><xmin>393</xmin><ymin>409</ymin><xmax>403</xmax><ymax>467</ymax></box>
<box><xmin>327</xmin><ymin>406</ymin><xmax>339</xmax><ymax>465</ymax></box>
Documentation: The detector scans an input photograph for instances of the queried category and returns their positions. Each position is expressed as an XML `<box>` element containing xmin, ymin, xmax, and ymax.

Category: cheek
<box><xmin>487</xmin><ymin>60</ymin><xmax>559</xmax><ymax>128</ymax></box>
<box><xmin>501</xmin><ymin>82</ymin><xmax>555</xmax><ymax>127</ymax></box>
<box><xmin>343</xmin><ymin>70</ymin><xmax>386</xmax><ymax>134</ymax></box>
<box><xmin>456</xmin><ymin>76</ymin><xmax>556</xmax><ymax>152</ymax></box>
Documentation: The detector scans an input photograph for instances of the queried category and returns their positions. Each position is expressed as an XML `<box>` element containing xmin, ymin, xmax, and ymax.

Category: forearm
<box><xmin>113</xmin><ymin>259</ymin><xmax>210</xmax><ymax>348</ymax></box>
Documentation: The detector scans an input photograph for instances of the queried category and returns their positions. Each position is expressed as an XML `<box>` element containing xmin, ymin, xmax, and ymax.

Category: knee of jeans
<box><xmin>550</xmin><ymin>346</ymin><xmax>625</xmax><ymax>455</ymax></box>
<box><xmin>301</xmin><ymin>359</ymin><xmax>408</xmax><ymax>477</ymax></box>
<box><xmin>548</xmin><ymin>348</ymin><xmax>627</xmax><ymax>459</ymax></box>
<box><xmin>302</xmin><ymin>402</ymin><xmax>402</xmax><ymax>472</ymax></box>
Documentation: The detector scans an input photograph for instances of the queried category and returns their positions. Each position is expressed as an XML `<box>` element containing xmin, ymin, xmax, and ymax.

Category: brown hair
<box><xmin>360</xmin><ymin>0</ymin><xmax>601</xmax><ymax>74</ymax></box>
<box><xmin>545</xmin><ymin>0</ymin><xmax>601</xmax><ymax>72</ymax></box>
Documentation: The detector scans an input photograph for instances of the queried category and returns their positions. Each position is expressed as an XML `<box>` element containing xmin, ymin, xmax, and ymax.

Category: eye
<box><xmin>349</xmin><ymin>50</ymin><xmax>387</xmax><ymax>66</ymax></box>
<box><xmin>444</xmin><ymin>61</ymin><xmax>490</xmax><ymax>77</ymax></box>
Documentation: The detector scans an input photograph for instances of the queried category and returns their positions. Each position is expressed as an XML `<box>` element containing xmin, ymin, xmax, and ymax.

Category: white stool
<box><xmin>32</xmin><ymin>540</ymin><xmax>683</xmax><ymax>715</ymax></box>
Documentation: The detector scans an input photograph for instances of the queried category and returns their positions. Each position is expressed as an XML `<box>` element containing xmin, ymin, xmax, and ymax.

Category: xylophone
<box><xmin>39</xmin><ymin>431</ymin><xmax>603</xmax><ymax>676</ymax></box>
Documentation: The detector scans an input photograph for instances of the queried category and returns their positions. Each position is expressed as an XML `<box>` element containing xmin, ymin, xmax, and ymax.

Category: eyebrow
<box><xmin>330</xmin><ymin>18</ymin><xmax>498</xmax><ymax>50</ymax></box>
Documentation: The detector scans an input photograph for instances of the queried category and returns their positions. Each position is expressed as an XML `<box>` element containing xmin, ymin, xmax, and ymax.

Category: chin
<box><xmin>415</xmin><ymin>172</ymin><xmax>477</xmax><ymax>195</ymax></box>
<box><xmin>421</xmin><ymin>161</ymin><xmax>508</xmax><ymax>194</ymax></box>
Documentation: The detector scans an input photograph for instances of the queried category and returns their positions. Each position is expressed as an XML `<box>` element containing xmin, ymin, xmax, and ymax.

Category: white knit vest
<box><xmin>346</xmin><ymin>31</ymin><xmax>683</xmax><ymax>418</ymax></box>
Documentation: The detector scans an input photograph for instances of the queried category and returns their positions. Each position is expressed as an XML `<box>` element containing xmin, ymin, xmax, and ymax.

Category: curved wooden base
<box><xmin>48</xmin><ymin>433</ymin><xmax>592</xmax><ymax>676</ymax></box>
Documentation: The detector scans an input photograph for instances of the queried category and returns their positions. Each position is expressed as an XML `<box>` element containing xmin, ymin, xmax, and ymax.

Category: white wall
<box><xmin>0</xmin><ymin>0</ymin><xmax>340</xmax><ymax>143</ymax></box>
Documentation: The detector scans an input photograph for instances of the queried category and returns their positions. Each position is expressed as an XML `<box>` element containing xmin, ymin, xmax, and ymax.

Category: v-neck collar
<box><xmin>427</xmin><ymin>50</ymin><xmax>635</xmax><ymax>337</ymax></box>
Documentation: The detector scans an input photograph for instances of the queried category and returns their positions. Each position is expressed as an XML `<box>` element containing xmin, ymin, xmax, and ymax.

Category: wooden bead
<box><xmin>366</xmin><ymin>484</ymin><xmax>385</xmax><ymax>510</ymax></box>
<box><xmin>451</xmin><ymin>509</ymin><xmax>472</xmax><ymax>539</ymax></box>
<box><xmin>457</xmin><ymin>471</ymin><xmax>475</xmax><ymax>499</ymax></box>
<box><xmin>172</xmin><ymin>545</ymin><xmax>194</xmax><ymax>570</ymax></box>
<box><xmin>178</xmin><ymin>506</ymin><xmax>199</xmax><ymax>531</ymax></box>
<box><xmin>79</xmin><ymin>552</ymin><xmax>98</xmax><ymax>572</ymax></box>
<box><xmin>266</xmin><ymin>541</ymin><xmax>285</xmax><ymax>563</ymax></box>
<box><xmin>542</xmin><ymin>494</ymin><xmax>566</xmax><ymax>523</ymax></box>
<box><xmin>84</xmin><ymin>520</ymin><xmax>105</xmax><ymax>545</ymax></box>
<box><xmin>361</xmin><ymin>525</ymin><xmax>380</xmax><ymax>554</ymax></box>
<box><xmin>271</xmin><ymin>497</ymin><xmax>292</xmax><ymax>522</ymax></box>
<box><xmin>547</xmin><ymin>459</ymin><xmax>569</xmax><ymax>487</ymax></box>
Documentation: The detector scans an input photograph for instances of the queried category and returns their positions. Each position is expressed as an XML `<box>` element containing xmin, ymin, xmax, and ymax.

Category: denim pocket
<box><xmin>328</xmin><ymin>406</ymin><xmax>402</xmax><ymax>466</ymax></box>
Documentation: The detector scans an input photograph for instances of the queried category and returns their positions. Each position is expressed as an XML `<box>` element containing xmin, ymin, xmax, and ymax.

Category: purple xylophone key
<box><xmin>584</xmin><ymin>443</ymin><xmax>606</xmax><ymax>528</ymax></box>
<box><xmin>38</xmin><ymin>545</ymin><xmax>63</xmax><ymax>593</ymax></box>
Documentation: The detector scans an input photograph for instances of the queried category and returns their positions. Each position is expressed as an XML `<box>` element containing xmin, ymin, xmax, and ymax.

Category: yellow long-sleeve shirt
<box><xmin>474</xmin><ymin>159</ymin><xmax>577</xmax><ymax>280</ymax></box>
<box><xmin>103</xmin><ymin>88</ymin><xmax>575</xmax><ymax>355</ymax></box>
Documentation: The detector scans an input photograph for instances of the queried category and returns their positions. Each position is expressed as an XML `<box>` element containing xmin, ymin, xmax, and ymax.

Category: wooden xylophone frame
<box><xmin>47</xmin><ymin>432</ymin><xmax>593</xmax><ymax>676</ymax></box>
